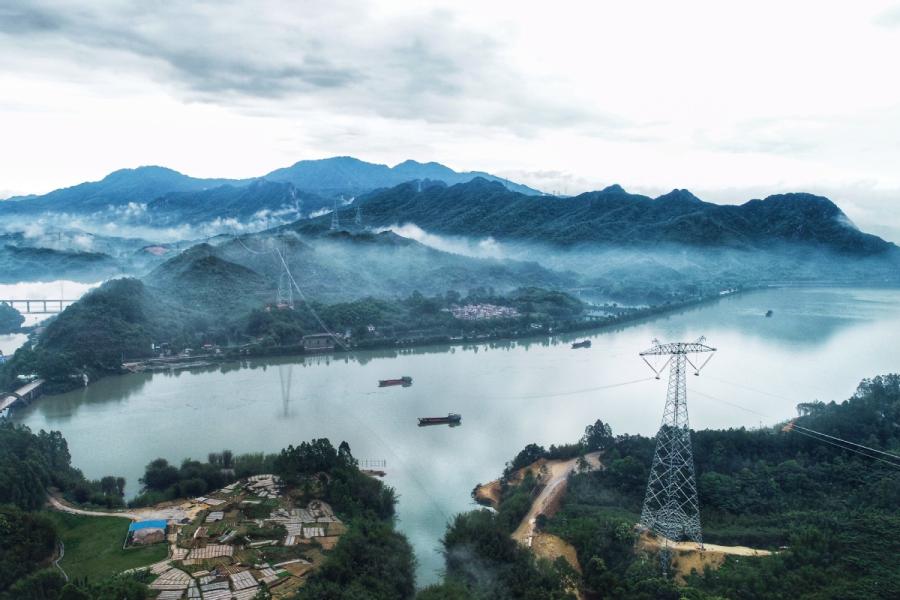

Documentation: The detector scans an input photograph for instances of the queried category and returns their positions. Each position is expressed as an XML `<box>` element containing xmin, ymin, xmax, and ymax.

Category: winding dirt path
<box><xmin>47</xmin><ymin>494</ymin><xmax>192</xmax><ymax>521</ymax></box>
<box><xmin>510</xmin><ymin>451</ymin><xmax>602</xmax><ymax>547</ymax></box>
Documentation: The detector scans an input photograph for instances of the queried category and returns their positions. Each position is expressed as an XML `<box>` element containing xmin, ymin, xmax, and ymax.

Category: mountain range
<box><xmin>0</xmin><ymin>157</ymin><xmax>539</xmax><ymax>225</ymax></box>
<box><xmin>324</xmin><ymin>178</ymin><xmax>895</xmax><ymax>255</ymax></box>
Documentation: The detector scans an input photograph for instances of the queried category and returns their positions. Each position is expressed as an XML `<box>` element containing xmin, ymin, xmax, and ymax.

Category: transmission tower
<box><xmin>276</xmin><ymin>271</ymin><xmax>294</xmax><ymax>309</ymax></box>
<box><xmin>639</xmin><ymin>338</ymin><xmax>716</xmax><ymax>557</ymax></box>
<box><xmin>354</xmin><ymin>204</ymin><xmax>362</xmax><ymax>226</ymax></box>
<box><xmin>330</xmin><ymin>197</ymin><xmax>341</xmax><ymax>231</ymax></box>
<box><xmin>275</xmin><ymin>240</ymin><xmax>294</xmax><ymax>309</ymax></box>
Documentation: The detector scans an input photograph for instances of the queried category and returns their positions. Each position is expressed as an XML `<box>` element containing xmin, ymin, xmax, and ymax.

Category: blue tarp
<box><xmin>128</xmin><ymin>519</ymin><xmax>167</xmax><ymax>532</ymax></box>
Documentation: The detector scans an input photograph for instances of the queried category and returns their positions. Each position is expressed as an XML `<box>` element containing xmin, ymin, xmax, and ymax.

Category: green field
<box><xmin>42</xmin><ymin>512</ymin><xmax>168</xmax><ymax>581</ymax></box>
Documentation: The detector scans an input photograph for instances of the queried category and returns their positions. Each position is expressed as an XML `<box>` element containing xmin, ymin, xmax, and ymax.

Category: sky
<box><xmin>2</xmin><ymin>0</ymin><xmax>900</xmax><ymax>241</ymax></box>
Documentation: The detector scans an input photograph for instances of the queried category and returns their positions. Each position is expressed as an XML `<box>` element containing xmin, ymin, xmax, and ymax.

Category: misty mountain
<box><xmin>144</xmin><ymin>231</ymin><xmax>576</xmax><ymax>315</ymax></box>
<box><xmin>1</xmin><ymin>166</ymin><xmax>242</xmax><ymax>214</ymax></box>
<box><xmin>0</xmin><ymin>158</ymin><xmax>538</xmax><ymax>236</ymax></box>
<box><xmin>0</xmin><ymin>244</ymin><xmax>120</xmax><ymax>283</ymax></box>
<box><xmin>264</xmin><ymin>156</ymin><xmax>541</xmax><ymax>197</ymax></box>
<box><xmin>341</xmin><ymin>179</ymin><xmax>894</xmax><ymax>255</ymax></box>
<box><xmin>144</xmin><ymin>179</ymin><xmax>329</xmax><ymax>227</ymax></box>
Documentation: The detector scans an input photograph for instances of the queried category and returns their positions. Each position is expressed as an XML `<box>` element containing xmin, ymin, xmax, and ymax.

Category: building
<box><xmin>128</xmin><ymin>519</ymin><xmax>168</xmax><ymax>546</ymax></box>
<box><xmin>302</xmin><ymin>333</ymin><xmax>337</xmax><ymax>352</ymax></box>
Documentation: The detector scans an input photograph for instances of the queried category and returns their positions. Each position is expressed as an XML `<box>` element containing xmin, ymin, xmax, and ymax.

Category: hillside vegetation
<box><xmin>347</xmin><ymin>179</ymin><xmax>894</xmax><ymax>254</ymax></box>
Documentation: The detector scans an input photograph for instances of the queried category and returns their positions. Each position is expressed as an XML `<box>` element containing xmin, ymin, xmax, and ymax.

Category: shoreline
<box><xmin>115</xmin><ymin>288</ymin><xmax>748</xmax><ymax>378</ymax></box>
<box><xmin>14</xmin><ymin>281</ymin><xmax>900</xmax><ymax>401</ymax></box>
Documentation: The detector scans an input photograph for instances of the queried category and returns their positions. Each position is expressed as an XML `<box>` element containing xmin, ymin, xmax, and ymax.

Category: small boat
<box><xmin>571</xmin><ymin>340</ymin><xmax>592</xmax><ymax>349</ymax></box>
<box><xmin>765</xmin><ymin>310</ymin><xmax>773</xmax><ymax>318</ymax></box>
<box><xmin>379</xmin><ymin>376</ymin><xmax>413</xmax><ymax>387</ymax></box>
<box><xmin>418</xmin><ymin>413</ymin><xmax>462</xmax><ymax>426</ymax></box>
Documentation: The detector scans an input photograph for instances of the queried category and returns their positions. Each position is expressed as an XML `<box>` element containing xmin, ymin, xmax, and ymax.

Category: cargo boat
<box><xmin>379</xmin><ymin>376</ymin><xmax>413</xmax><ymax>387</ymax></box>
<box><xmin>571</xmin><ymin>340</ymin><xmax>592</xmax><ymax>349</ymax></box>
<box><xmin>418</xmin><ymin>413</ymin><xmax>462</xmax><ymax>426</ymax></box>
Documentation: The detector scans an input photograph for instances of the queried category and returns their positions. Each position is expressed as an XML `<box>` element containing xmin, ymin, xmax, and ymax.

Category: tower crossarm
<box><xmin>639</xmin><ymin>342</ymin><xmax>716</xmax><ymax>356</ymax></box>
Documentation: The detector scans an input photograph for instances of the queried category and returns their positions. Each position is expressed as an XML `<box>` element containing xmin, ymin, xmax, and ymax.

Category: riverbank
<box><xmin>113</xmin><ymin>288</ymin><xmax>747</xmax><ymax>389</ymax></box>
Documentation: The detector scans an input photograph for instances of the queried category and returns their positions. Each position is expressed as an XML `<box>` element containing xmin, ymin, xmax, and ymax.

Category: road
<box><xmin>47</xmin><ymin>494</ymin><xmax>190</xmax><ymax>521</ymax></box>
<box><xmin>511</xmin><ymin>451</ymin><xmax>602</xmax><ymax>547</ymax></box>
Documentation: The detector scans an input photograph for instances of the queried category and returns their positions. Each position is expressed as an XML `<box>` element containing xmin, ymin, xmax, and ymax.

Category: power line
<box><xmin>487</xmin><ymin>377</ymin><xmax>653</xmax><ymax>401</ymax></box>
<box><xmin>690</xmin><ymin>388</ymin><xmax>773</xmax><ymax>419</ymax></box>
<box><xmin>790</xmin><ymin>423</ymin><xmax>900</xmax><ymax>462</ymax></box>
<box><xmin>273</xmin><ymin>246</ymin><xmax>351</xmax><ymax>351</ymax></box>
<box><xmin>705</xmin><ymin>375</ymin><xmax>796</xmax><ymax>404</ymax></box>
<box><xmin>788</xmin><ymin>427</ymin><xmax>900</xmax><ymax>470</ymax></box>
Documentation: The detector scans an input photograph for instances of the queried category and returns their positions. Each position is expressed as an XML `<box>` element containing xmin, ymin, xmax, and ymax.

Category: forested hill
<box><xmin>347</xmin><ymin>178</ymin><xmax>894</xmax><ymax>254</ymax></box>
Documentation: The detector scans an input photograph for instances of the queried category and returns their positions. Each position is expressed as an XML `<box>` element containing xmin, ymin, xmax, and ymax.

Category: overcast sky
<box><xmin>2</xmin><ymin>0</ymin><xmax>900</xmax><ymax>240</ymax></box>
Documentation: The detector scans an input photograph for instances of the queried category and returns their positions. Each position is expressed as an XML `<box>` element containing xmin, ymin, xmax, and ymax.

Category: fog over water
<box><xmin>10</xmin><ymin>286</ymin><xmax>900</xmax><ymax>585</ymax></box>
<box><xmin>0</xmin><ymin>280</ymin><xmax>100</xmax><ymax>354</ymax></box>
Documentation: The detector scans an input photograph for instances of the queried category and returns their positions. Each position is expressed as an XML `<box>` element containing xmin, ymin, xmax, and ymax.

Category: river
<box><xmin>10</xmin><ymin>286</ymin><xmax>900</xmax><ymax>585</ymax></box>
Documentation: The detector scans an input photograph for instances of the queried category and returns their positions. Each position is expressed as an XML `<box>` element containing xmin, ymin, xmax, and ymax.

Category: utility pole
<box><xmin>639</xmin><ymin>338</ymin><xmax>716</xmax><ymax>573</ymax></box>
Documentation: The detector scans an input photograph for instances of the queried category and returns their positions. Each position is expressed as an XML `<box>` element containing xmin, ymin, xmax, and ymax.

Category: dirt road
<box><xmin>47</xmin><ymin>494</ymin><xmax>191</xmax><ymax>522</ymax></box>
<box><xmin>511</xmin><ymin>451</ymin><xmax>602</xmax><ymax>547</ymax></box>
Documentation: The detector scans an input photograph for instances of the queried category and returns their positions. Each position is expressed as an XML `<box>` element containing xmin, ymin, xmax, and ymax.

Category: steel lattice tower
<box><xmin>354</xmin><ymin>204</ymin><xmax>362</xmax><ymax>226</ymax></box>
<box><xmin>331</xmin><ymin>197</ymin><xmax>341</xmax><ymax>231</ymax></box>
<box><xmin>639</xmin><ymin>339</ymin><xmax>715</xmax><ymax>547</ymax></box>
<box><xmin>276</xmin><ymin>271</ymin><xmax>294</xmax><ymax>308</ymax></box>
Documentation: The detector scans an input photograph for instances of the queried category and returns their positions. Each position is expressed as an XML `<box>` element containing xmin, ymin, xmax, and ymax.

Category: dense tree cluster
<box><xmin>296</xmin><ymin>519</ymin><xmax>415</xmax><ymax>600</ymax></box>
<box><xmin>420</xmin><ymin>510</ymin><xmax>575</xmax><ymax>600</ymax></box>
<box><xmin>0</xmin><ymin>422</ymin><xmax>126</xmax><ymax>511</ymax></box>
<box><xmin>1</xmin><ymin>571</ymin><xmax>150</xmax><ymax>600</ymax></box>
<box><xmin>131</xmin><ymin>449</ymin><xmax>276</xmax><ymax>507</ymax></box>
<box><xmin>275</xmin><ymin>439</ymin><xmax>396</xmax><ymax>520</ymax></box>
<box><xmin>0</xmin><ymin>422</ymin><xmax>122</xmax><ymax>510</ymax></box>
<box><xmin>0</xmin><ymin>506</ymin><xmax>56</xmax><ymax>591</ymax></box>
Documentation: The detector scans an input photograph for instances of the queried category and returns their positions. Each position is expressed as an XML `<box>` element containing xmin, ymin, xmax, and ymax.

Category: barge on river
<box><xmin>418</xmin><ymin>413</ymin><xmax>462</xmax><ymax>426</ymax></box>
<box><xmin>379</xmin><ymin>376</ymin><xmax>413</xmax><ymax>387</ymax></box>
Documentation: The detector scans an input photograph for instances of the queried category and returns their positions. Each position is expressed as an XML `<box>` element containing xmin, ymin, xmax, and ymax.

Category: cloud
<box><xmin>874</xmin><ymin>5</ymin><xmax>900</xmax><ymax>26</ymax></box>
<box><xmin>374</xmin><ymin>223</ymin><xmax>508</xmax><ymax>259</ymax></box>
<box><xmin>0</xmin><ymin>0</ymin><xmax>601</xmax><ymax>134</ymax></box>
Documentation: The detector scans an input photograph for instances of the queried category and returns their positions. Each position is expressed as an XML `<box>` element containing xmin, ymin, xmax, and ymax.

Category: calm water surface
<box><xmin>12</xmin><ymin>287</ymin><xmax>900</xmax><ymax>584</ymax></box>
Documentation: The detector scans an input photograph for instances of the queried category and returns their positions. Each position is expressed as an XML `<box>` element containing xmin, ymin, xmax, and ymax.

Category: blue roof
<box><xmin>128</xmin><ymin>519</ymin><xmax>167</xmax><ymax>532</ymax></box>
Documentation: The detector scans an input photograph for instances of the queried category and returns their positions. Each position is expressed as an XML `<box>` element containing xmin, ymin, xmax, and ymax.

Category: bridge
<box><xmin>0</xmin><ymin>379</ymin><xmax>44</xmax><ymax>415</ymax></box>
<box><xmin>0</xmin><ymin>299</ymin><xmax>78</xmax><ymax>314</ymax></box>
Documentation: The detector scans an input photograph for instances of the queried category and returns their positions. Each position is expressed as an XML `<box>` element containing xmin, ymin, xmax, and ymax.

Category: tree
<box><xmin>139</xmin><ymin>458</ymin><xmax>179</xmax><ymax>492</ymax></box>
<box><xmin>3</xmin><ymin>569</ymin><xmax>66</xmax><ymax>600</ymax></box>
<box><xmin>0</xmin><ymin>506</ymin><xmax>57</xmax><ymax>592</ymax></box>
<box><xmin>0</xmin><ymin>303</ymin><xmax>24</xmax><ymax>334</ymax></box>
<box><xmin>582</xmin><ymin>419</ymin><xmax>614</xmax><ymax>452</ymax></box>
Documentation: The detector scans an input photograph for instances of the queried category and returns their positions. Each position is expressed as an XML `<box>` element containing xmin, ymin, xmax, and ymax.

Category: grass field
<box><xmin>42</xmin><ymin>512</ymin><xmax>167</xmax><ymax>580</ymax></box>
